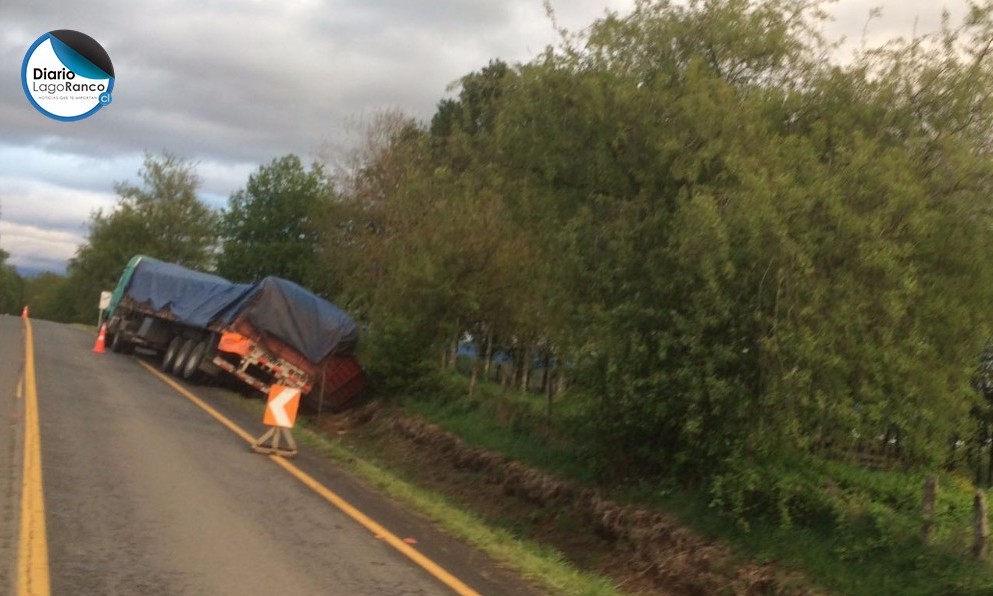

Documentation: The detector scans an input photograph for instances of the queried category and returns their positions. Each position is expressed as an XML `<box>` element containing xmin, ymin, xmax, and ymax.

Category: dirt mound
<box><xmin>328</xmin><ymin>404</ymin><xmax>811</xmax><ymax>595</ymax></box>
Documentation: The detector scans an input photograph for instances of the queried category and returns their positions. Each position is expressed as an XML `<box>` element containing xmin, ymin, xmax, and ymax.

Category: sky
<box><xmin>0</xmin><ymin>0</ymin><xmax>975</xmax><ymax>274</ymax></box>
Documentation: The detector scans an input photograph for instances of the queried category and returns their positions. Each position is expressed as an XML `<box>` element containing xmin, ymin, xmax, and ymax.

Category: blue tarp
<box><xmin>121</xmin><ymin>257</ymin><xmax>254</xmax><ymax>328</ymax></box>
<box><xmin>112</xmin><ymin>256</ymin><xmax>358</xmax><ymax>361</ymax></box>
<box><xmin>222</xmin><ymin>276</ymin><xmax>359</xmax><ymax>362</ymax></box>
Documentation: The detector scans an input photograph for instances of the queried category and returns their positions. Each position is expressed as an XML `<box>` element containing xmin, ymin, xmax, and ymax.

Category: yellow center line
<box><xmin>136</xmin><ymin>359</ymin><xmax>480</xmax><ymax>596</ymax></box>
<box><xmin>18</xmin><ymin>318</ymin><xmax>50</xmax><ymax>596</ymax></box>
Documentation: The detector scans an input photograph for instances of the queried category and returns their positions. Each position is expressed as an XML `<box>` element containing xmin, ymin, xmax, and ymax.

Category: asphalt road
<box><xmin>0</xmin><ymin>316</ymin><xmax>541</xmax><ymax>596</ymax></box>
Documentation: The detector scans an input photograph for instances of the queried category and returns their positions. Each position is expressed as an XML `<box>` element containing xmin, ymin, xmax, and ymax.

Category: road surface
<box><xmin>0</xmin><ymin>315</ymin><xmax>541</xmax><ymax>595</ymax></box>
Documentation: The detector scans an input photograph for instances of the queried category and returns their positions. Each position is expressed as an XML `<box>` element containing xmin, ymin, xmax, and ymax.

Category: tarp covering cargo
<box><xmin>112</xmin><ymin>256</ymin><xmax>254</xmax><ymax>328</ymax></box>
<box><xmin>223</xmin><ymin>277</ymin><xmax>359</xmax><ymax>362</ymax></box>
<box><xmin>109</xmin><ymin>256</ymin><xmax>359</xmax><ymax>361</ymax></box>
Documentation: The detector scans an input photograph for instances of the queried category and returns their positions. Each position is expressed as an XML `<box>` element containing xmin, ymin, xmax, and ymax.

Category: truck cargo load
<box><xmin>104</xmin><ymin>255</ymin><xmax>366</xmax><ymax>411</ymax></box>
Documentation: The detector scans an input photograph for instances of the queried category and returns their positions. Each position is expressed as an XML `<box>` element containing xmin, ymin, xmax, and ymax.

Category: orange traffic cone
<box><xmin>21</xmin><ymin>306</ymin><xmax>28</xmax><ymax>319</ymax></box>
<box><xmin>93</xmin><ymin>323</ymin><xmax>107</xmax><ymax>353</ymax></box>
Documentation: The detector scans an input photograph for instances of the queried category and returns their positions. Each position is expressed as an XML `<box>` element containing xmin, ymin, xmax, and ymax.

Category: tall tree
<box><xmin>216</xmin><ymin>155</ymin><xmax>334</xmax><ymax>288</ymax></box>
<box><xmin>312</xmin><ymin>0</ymin><xmax>993</xmax><ymax>521</ymax></box>
<box><xmin>485</xmin><ymin>0</ymin><xmax>993</xmax><ymax>484</ymax></box>
<box><xmin>66</xmin><ymin>152</ymin><xmax>219</xmax><ymax>322</ymax></box>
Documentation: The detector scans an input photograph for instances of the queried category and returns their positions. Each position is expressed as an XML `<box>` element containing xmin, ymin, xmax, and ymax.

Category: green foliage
<box><xmin>473</xmin><ymin>0</ymin><xmax>993</xmax><ymax>486</ymax></box>
<box><xmin>295</xmin><ymin>0</ymin><xmax>993</xmax><ymax>535</ymax></box>
<box><xmin>311</xmin><ymin>0</ymin><xmax>993</xmax><ymax>520</ymax></box>
<box><xmin>22</xmin><ymin>273</ymin><xmax>75</xmax><ymax>322</ymax></box>
<box><xmin>363</xmin><ymin>314</ymin><xmax>443</xmax><ymax>397</ymax></box>
<box><xmin>402</xmin><ymin>375</ymin><xmax>599</xmax><ymax>483</ymax></box>
<box><xmin>217</xmin><ymin>154</ymin><xmax>334</xmax><ymax>288</ymax></box>
<box><xmin>402</xmin><ymin>372</ymin><xmax>993</xmax><ymax>594</ymax></box>
<box><xmin>0</xmin><ymin>263</ymin><xmax>23</xmax><ymax>315</ymax></box>
<box><xmin>65</xmin><ymin>153</ymin><xmax>219</xmax><ymax>322</ymax></box>
<box><xmin>0</xmin><ymin>223</ymin><xmax>23</xmax><ymax>314</ymax></box>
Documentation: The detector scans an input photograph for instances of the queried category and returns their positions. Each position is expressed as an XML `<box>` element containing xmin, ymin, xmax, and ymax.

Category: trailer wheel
<box><xmin>171</xmin><ymin>339</ymin><xmax>198</xmax><ymax>376</ymax></box>
<box><xmin>110</xmin><ymin>331</ymin><xmax>131</xmax><ymax>354</ymax></box>
<box><xmin>162</xmin><ymin>336</ymin><xmax>184</xmax><ymax>371</ymax></box>
<box><xmin>181</xmin><ymin>340</ymin><xmax>209</xmax><ymax>380</ymax></box>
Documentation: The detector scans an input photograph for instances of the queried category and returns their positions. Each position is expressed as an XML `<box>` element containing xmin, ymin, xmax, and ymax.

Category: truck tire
<box><xmin>181</xmin><ymin>340</ymin><xmax>210</xmax><ymax>380</ymax></box>
<box><xmin>171</xmin><ymin>339</ymin><xmax>198</xmax><ymax>376</ymax></box>
<box><xmin>110</xmin><ymin>331</ymin><xmax>131</xmax><ymax>354</ymax></box>
<box><xmin>161</xmin><ymin>336</ymin><xmax>184</xmax><ymax>371</ymax></box>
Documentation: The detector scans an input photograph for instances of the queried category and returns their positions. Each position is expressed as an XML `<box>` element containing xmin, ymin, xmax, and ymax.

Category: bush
<box><xmin>363</xmin><ymin>316</ymin><xmax>443</xmax><ymax>397</ymax></box>
<box><xmin>709</xmin><ymin>455</ymin><xmax>839</xmax><ymax>530</ymax></box>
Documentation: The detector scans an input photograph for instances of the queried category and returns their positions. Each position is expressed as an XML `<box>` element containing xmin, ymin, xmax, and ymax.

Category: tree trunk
<box><xmin>520</xmin><ymin>344</ymin><xmax>532</xmax><ymax>393</ymax></box>
<box><xmin>540</xmin><ymin>354</ymin><xmax>550</xmax><ymax>395</ymax></box>
<box><xmin>447</xmin><ymin>335</ymin><xmax>459</xmax><ymax>370</ymax></box>
<box><xmin>975</xmin><ymin>490</ymin><xmax>989</xmax><ymax>559</ymax></box>
<box><xmin>555</xmin><ymin>364</ymin><xmax>567</xmax><ymax>396</ymax></box>
<box><xmin>545</xmin><ymin>360</ymin><xmax>554</xmax><ymax>429</ymax></box>
<box><xmin>979</xmin><ymin>421</ymin><xmax>987</xmax><ymax>487</ymax></box>
<box><xmin>987</xmin><ymin>427</ymin><xmax>993</xmax><ymax>489</ymax></box>
<box><xmin>922</xmin><ymin>475</ymin><xmax>938</xmax><ymax>544</ymax></box>
<box><xmin>482</xmin><ymin>329</ymin><xmax>493</xmax><ymax>381</ymax></box>
<box><xmin>468</xmin><ymin>362</ymin><xmax>479</xmax><ymax>397</ymax></box>
<box><xmin>468</xmin><ymin>341</ymin><xmax>480</xmax><ymax>398</ymax></box>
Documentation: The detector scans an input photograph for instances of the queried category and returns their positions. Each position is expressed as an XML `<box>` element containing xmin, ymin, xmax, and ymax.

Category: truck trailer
<box><xmin>103</xmin><ymin>255</ymin><xmax>367</xmax><ymax>412</ymax></box>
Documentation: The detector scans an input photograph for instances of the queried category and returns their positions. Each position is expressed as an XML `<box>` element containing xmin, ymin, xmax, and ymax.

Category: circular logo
<box><xmin>21</xmin><ymin>30</ymin><xmax>115</xmax><ymax>122</ymax></box>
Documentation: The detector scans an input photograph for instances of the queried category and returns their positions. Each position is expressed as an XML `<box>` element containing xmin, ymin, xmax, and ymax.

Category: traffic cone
<box><xmin>21</xmin><ymin>306</ymin><xmax>28</xmax><ymax>319</ymax></box>
<box><xmin>93</xmin><ymin>323</ymin><xmax>107</xmax><ymax>353</ymax></box>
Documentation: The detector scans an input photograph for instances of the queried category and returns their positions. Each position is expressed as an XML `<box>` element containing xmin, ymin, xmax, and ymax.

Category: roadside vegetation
<box><xmin>10</xmin><ymin>0</ymin><xmax>993</xmax><ymax>592</ymax></box>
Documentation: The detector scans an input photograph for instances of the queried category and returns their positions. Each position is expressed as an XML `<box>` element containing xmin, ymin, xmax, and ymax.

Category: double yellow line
<box><xmin>18</xmin><ymin>318</ymin><xmax>50</xmax><ymax>595</ymax></box>
<box><xmin>15</xmin><ymin>319</ymin><xmax>477</xmax><ymax>595</ymax></box>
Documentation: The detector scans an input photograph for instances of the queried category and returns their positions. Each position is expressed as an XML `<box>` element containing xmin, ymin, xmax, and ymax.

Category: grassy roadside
<box><xmin>215</xmin><ymin>371</ymin><xmax>993</xmax><ymax>595</ymax></box>
<box><xmin>213</xmin><ymin>386</ymin><xmax>622</xmax><ymax>596</ymax></box>
<box><xmin>294</xmin><ymin>424</ymin><xmax>621</xmax><ymax>596</ymax></box>
<box><xmin>388</xmin><ymin>377</ymin><xmax>993</xmax><ymax>596</ymax></box>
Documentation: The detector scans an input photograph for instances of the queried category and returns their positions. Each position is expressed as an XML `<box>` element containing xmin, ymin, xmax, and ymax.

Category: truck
<box><xmin>103</xmin><ymin>255</ymin><xmax>367</xmax><ymax>412</ymax></box>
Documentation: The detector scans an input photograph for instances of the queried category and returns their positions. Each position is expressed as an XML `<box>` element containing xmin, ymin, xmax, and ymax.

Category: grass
<box><xmin>653</xmin><ymin>478</ymin><xmax>993</xmax><ymax>596</ymax></box>
<box><xmin>211</xmin><ymin>384</ymin><xmax>622</xmax><ymax>595</ymax></box>
<box><xmin>292</xmin><ymin>416</ymin><xmax>622</xmax><ymax>596</ymax></box>
<box><xmin>388</xmin><ymin>371</ymin><xmax>993</xmax><ymax>595</ymax></box>
<box><xmin>220</xmin><ymin>366</ymin><xmax>993</xmax><ymax>595</ymax></box>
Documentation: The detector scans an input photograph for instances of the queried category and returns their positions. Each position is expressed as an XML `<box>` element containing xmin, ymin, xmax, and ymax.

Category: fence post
<box><xmin>922</xmin><ymin>475</ymin><xmax>938</xmax><ymax>544</ymax></box>
<box><xmin>974</xmin><ymin>490</ymin><xmax>989</xmax><ymax>559</ymax></box>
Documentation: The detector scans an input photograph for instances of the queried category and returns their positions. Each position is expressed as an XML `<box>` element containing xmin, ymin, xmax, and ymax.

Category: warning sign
<box><xmin>263</xmin><ymin>385</ymin><xmax>301</xmax><ymax>428</ymax></box>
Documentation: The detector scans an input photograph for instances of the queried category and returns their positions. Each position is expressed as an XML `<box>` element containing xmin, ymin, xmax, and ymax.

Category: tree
<box><xmin>65</xmin><ymin>152</ymin><xmax>219</xmax><ymax>322</ymax></box>
<box><xmin>0</xmin><ymin>205</ymin><xmax>23</xmax><ymax>315</ymax></box>
<box><xmin>486</xmin><ymin>0</ymin><xmax>993</xmax><ymax>485</ymax></box>
<box><xmin>216</xmin><ymin>155</ymin><xmax>335</xmax><ymax>288</ymax></box>
<box><xmin>308</xmin><ymin>0</ymin><xmax>993</xmax><ymax>522</ymax></box>
<box><xmin>0</xmin><ymin>257</ymin><xmax>22</xmax><ymax>315</ymax></box>
<box><xmin>22</xmin><ymin>273</ymin><xmax>74</xmax><ymax>323</ymax></box>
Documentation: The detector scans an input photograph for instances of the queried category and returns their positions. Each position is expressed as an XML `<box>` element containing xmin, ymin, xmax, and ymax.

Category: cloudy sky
<box><xmin>0</xmin><ymin>0</ymin><xmax>973</xmax><ymax>274</ymax></box>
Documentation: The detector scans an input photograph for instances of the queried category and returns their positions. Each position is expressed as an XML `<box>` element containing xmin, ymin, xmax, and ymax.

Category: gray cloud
<box><xmin>0</xmin><ymin>0</ymin><xmax>975</xmax><ymax>273</ymax></box>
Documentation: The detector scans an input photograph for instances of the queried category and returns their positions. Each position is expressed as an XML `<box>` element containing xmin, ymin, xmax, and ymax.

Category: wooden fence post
<box><xmin>922</xmin><ymin>475</ymin><xmax>938</xmax><ymax>544</ymax></box>
<box><xmin>974</xmin><ymin>490</ymin><xmax>989</xmax><ymax>559</ymax></box>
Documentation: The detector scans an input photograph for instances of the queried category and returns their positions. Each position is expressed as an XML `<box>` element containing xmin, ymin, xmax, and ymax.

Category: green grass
<box><xmin>400</xmin><ymin>392</ymin><xmax>597</xmax><ymax>484</ymax></box>
<box><xmin>389</xmin><ymin>372</ymin><xmax>993</xmax><ymax>595</ymax></box>
<box><xmin>292</xmin><ymin>417</ymin><xmax>622</xmax><ymax>596</ymax></box>
<box><xmin>651</xmin><ymin>477</ymin><xmax>993</xmax><ymax>596</ymax></box>
<box><xmin>223</xmin><ymin>368</ymin><xmax>993</xmax><ymax>595</ymax></box>
<box><xmin>210</xmin><ymin>386</ymin><xmax>620</xmax><ymax>594</ymax></box>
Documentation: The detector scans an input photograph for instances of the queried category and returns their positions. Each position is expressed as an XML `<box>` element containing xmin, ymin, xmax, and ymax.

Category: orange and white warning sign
<box><xmin>263</xmin><ymin>385</ymin><xmax>301</xmax><ymax>428</ymax></box>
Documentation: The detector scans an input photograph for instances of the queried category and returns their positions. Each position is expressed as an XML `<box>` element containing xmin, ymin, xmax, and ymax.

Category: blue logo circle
<box><xmin>21</xmin><ymin>30</ymin><xmax>115</xmax><ymax>122</ymax></box>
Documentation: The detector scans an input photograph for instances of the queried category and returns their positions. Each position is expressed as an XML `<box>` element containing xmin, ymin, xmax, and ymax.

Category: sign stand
<box><xmin>251</xmin><ymin>385</ymin><xmax>302</xmax><ymax>458</ymax></box>
<box><xmin>252</xmin><ymin>427</ymin><xmax>298</xmax><ymax>457</ymax></box>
